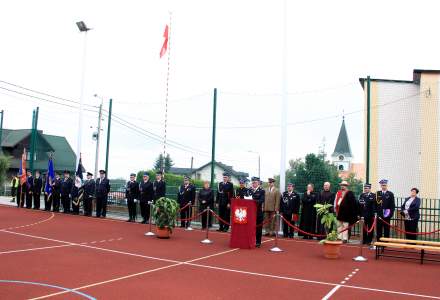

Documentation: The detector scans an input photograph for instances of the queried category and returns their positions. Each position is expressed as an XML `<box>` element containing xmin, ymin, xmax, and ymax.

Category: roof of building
<box><xmin>359</xmin><ymin>69</ymin><xmax>440</xmax><ymax>88</ymax></box>
<box><xmin>169</xmin><ymin>167</ymin><xmax>193</xmax><ymax>175</ymax></box>
<box><xmin>193</xmin><ymin>161</ymin><xmax>249</xmax><ymax>179</ymax></box>
<box><xmin>332</xmin><ymin>118</ymin><xmax>352</xmax><ymax>158</ymax></box>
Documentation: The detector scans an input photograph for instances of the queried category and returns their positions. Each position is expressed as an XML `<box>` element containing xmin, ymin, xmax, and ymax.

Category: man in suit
<box><xmin>334</xmin><ymin>180</ymin><xmax>358</xmax><ymax>243</ymax></box>
<box><xmin>376</xmin><ymin>179</ymin><xmax>396</xmax><ymax>240</ymax></box>
<box><xmin>96</xmin><ymin>170</ymin><xmax>110</xmax><ymax>218</ymax></box>
<box><xmin>358</xmin><ymin>183</ymin><xmax>376</xmax><ymax>244</ymax></box>
<box><xmin>60</xmin><ymin>170</ymin><xmax>73</xmax><ymax>213</ymax></box>
<box><xmin>52</xmin><ymin>172</ymin><xmax>61</xmax><ymax>212</ymax></box>
<box><xmin>139</xmin><ymin>172</ymin><xmax>154</xmax><ymax>224</ymax></box>
<box><xmin>264</xmin><ymin>178</ymin><xmax>281</xmax><ymax>237</ymax></box>
<box><xmin>33</xmin><ymin>170</ymin><xmax>43</xmax><ymax>210</ymax></box>
<box><xmin>25</xmin><ymin>170</ymin><xmax>34</xmax><ymax>209</ymax></box>
<box><xmin>249</xmin><ymin>177</ymin><xmax>265</xmax><ymax>247</ymax></box>
<box><xmin>83</xmin><ymin>172</ymin><xmax>95</xmax><ymax>216</ymax></box>
<box><xmin>236</xmin><ymin>179</ymin><xmax>249</xmax><ymax>199</ymax></box>
<box><xmin>216</xmin><ymin>172</ymin><xmax>234</xmax><ymax>232</ymax></box>
<box><xmin>153</xmin><ymin>171</ymin><xmax>166</xmax><ymax>202</ymax></box>
<box><xmin>126</xmin><ymin>173</ymin><xmax>139</xmax><ymax>222</ymax></box>
<box><xmin>177</xmin><ymin>176</ymin><xmax>196</xmax><ymax>228</ymax></box>
<box><xmin>280</xmin><ymin>183</ymin><xmax>300</xmax><ymax>238</ymax></box>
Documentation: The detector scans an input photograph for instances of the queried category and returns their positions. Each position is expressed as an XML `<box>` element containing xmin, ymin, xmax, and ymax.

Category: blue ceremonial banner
<box><xmin>45</xmin><ymin>157</ymin><xmax>55</xmax><ymax>195</ymax></box>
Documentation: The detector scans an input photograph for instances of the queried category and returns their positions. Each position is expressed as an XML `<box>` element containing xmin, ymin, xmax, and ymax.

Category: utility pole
<box><xmin>94</xmin><ymin>102</ymin><xmax>103</xmax><ymax>179</ymax></box>
<box><xmin>29</xmin><ymin>109</ymin><xmax>36</xmax><ymax>171</ymax></box>
<box><xmin>210</xmin><ymin>88</ymin><xmax>217</xmax><ymax>188</ymax></box>
<box><xmin>105</xmin><ymin>98</ymin><xmax>112</xmax><ymax>176</ymax></box>
<box><xmin>258</xmin><ymin>154</ymin><xmax>261</xmax><ymax>179</ymax></box>
<box><xmin>0</xmin><ymin>110</ymin><xmax>4</xmax><ymax>155</ymax></box>
<box><xmin>190</xmin><ymin>156</ymin><xmax>194</xmax><ymax>179</ymax></box>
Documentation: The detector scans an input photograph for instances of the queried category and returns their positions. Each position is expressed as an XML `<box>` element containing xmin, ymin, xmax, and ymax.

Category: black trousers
<box><xmin>140</xmin><ymin>200</ymin><xmax>151</xmax><ymax>222</ymax></box>
<box><xmin>362</xmin><ymin>216</ymin><xmax>374</xmax><ymax>244</ymax></box>
<box><xmin>282</xmin><ymin>213</ymin><xmax>294</xmax><ymax>238</ymax></box>
<box><xmin>72</xmin><ymin>198</ymin><xmax>80</xmax><ymax>215</ymax></box>
<box><xmin>377</xmin><ymin>217</ymin><xmax>391</xmax><ymax>240</ymax></box>
<box><xmin>96</xmin><ymin>196</ymin><xmax>108</xmax><ymax>217</ymax></box>
<box><xmin>127</xmin><ymin>198</ymin><xmax>137</xmax><ymax>220</ymax></box>
<box><xmin>52</xmin><ymin>194</ymin><xmax>60</xmax><ymax>212</ymax></box>
<box><xmin>180</xmin><ymin>203</ymin><xmax>192</xmax><ymax>228</ymax></box>
<box><xmin>25</xmin><ymin>192</ymin><xmax>33</xmax><ymax>208</ymax></box>
<box><xmin>83</xmin><ymin>196</ymin><xmax>93</xmax><ymax>216</ymax></box>
<box><xmin>11</xmin><ymin>187</ymin><xmax>17</xmax><ymax>200</ymax></box>
<box><xmin>256</xmin><ymin>213</ymin><xmax>264</xmax><ymax>245</ymax></box>
<box><xmin>218</xmin><ymin>204</ymin><xmax>230</xmax><ymax>231</ymax></box>
<box><xmin>404</xmin><ymin>220</ymin><xmax>418</xmax><ymax>240</ymax></box>
<box><xmin>44</xmin><ymin>193</ymin><xmax>51</xmax><ymax>211</ymax></box>
<box><xmin>61</xmin><ymin>195</ymin><xmax>71</xmax><ymax>213</ymax></box>
<box><xmin>33</xmin><ymin>192</ymin><xmax>41</xmax><ymax>209</ymax></box>
<box><xmin>200</xmin><ymin>207</ymin><xmax>212</xmax><ymax>229</ymax></box>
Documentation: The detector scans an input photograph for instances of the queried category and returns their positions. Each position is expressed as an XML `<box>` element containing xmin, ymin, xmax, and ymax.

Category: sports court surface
<box><xmin>0</xmin><ymin>205</ymin><xmax>439</xmax><ymax>300</ymax></box>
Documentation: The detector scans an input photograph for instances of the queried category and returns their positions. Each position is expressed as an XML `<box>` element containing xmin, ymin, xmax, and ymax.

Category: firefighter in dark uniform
<box><xmin>153</xmin><ymin>171</ymin><xmax>166</xmax><ymax>202</ymax></box>
<box><xmin>376</xmin><ymin>179</ymin><xmax>395</xmax><ymax>240</ymax></box>
<box><xmin>33</xmin><ymin>170</ymin><xmax>43</xmax><ymax>210</ymax></box>
<box><xmin>280</xmin><ymin>183</ymin><xmax>300</xmax><ymax>238</ymax></box>
<box><xmin>358</xmin><ymin>183</ymin><xmax>376</xmax><ymax>244</ymax></box>
<box><xmin>126</xmin><ymin>173</ymin><xmax>139</xmax><ymax>222</ymax></box>
<box><xmin>52</xmin><ymin>173</ymin><xmax>61</xmax><ymax>212</ymax></box>
<box><xmin>139</xmin><ymin>172</ymin><xmax>154</xmax><ymax>224</ymax></box>
<box><xmin>60</xmin><ymin>170</ymin><xmax>73</xmax><ymax>213</ymax></box>
<box><xmin>25</xmin><ymin>170</ymin><xmax>34</xmax><ymax>209</ymax></box>
<box><xmin>235</xmin><ymin>179</ymin><xmax>249</xmax><ymax>199</ymax></box>
<box><xmin>216</xmin><ymin>172</ymin><xmax>234</xmax><ymax>232</ymax></box>
<box><xmin>83</xmin><ymin>172</ymin><xmax>95</xmax><ymax>216</ymax></box>
<box><xmin>248</xmin><ymin>177</ymin><xmax>265</xmax><ymax>247</ymax></box>
<box><xmin>177</xmin><ymin>176</ymin><xmax>196</xmax><ymax>228</ymax></box>
<box><xmin>95</xmin><ymin>170</ymin><xmax>110</xmax><ymax>218</ymax></box>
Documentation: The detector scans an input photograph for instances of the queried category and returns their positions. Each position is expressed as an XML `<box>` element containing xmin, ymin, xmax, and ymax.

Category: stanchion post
<box><xmin>353</xmin><ymin>217</ymin><xmax>368</xmax><ymax>262</ymax></box>
<box><xmin>185</xmin><ymin>201</ymin><xmax>194</xmax><ymax>231</ymax></box>
<box><xmin>145</xmin><ymin>201</ymin><xmax>155</xmax><ymax>236</ymax></box>
<box><xmin>270</xmin><ymin>212</ymin><xmax>283</xmax><ymax>252</ymax></box>
<box><xmin>369</xmin><ymin>213</ymin><xmax>377</xmax><ymax>250</ymax></box>
<box><xmin>201</xmin><ymin>207</ymin><xmax>213</xmax><ymax>244</ymax></box>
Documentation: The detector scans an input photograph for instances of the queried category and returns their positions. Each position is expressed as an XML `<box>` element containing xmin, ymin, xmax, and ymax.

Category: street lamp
<box><xmin>248</xmin><ymin>150</ymin><xmax>260</xmax><ymax>179</ymax></box>
<box><xmin>75</xmin><ymin>21</ymin><xmax>91</xmax><ymax>167</ymax></box>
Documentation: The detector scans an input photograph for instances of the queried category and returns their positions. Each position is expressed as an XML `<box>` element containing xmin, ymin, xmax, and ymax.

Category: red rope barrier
<box><xmin>378</xmin><ymin>217</ymin><xmax>440</xmax><ymax>235</ymax></box>
<box><xmin>178</xmin><ymin>202</ymin><xmax>191</xmax><ymax>212</ymax></box>
<box><xmin>176</xmin><ymin>209</ymin><xmax>207</xmax><ymax>222</ymax></box>
<box><xmin>280</xmin><ymin>215</ymin><xmax>327</xmax><ymax>238</ymax></box>
<box><xmin>209</xmin><ymin>209</ymin><xmax>231</xmax><ymax>226</ymax></box>
<box><xmin>256</xmin><ymin>214</ymin><xmax>275</xmax><ymax>228</ymax></box>
<box><xmin>337</xmin><ymin>220</ymin><xmax>359</xmax><ymax>234</ymax></box>
<box><xmin>363</xmin><ymin>217</ymin><xmax>376</xmax><ymax>234</ymax></box>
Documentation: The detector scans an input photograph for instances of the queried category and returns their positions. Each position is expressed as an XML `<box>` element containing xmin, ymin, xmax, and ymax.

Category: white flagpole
<box><xmin>280</xmin><ymin>0</ymin><xmax>288</xmax><ymax>194</ymax></box>
<box><xmin>162</xmin><ymin>12</ymin><xmax>172</xmax><ymax>173</ymax></box>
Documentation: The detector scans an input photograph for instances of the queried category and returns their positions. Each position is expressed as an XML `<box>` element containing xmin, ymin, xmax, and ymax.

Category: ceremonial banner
<box><xmin>230</xmin><ymin>198</ymin><xmax>256</xmax><ymax>249</ymax></box>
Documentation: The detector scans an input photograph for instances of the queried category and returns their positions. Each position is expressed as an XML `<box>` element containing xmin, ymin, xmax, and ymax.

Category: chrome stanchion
<box><xmin>270</xmin><ymin>212</ymin><xmax>283</xmax><ymax>252</ymax></box>
<box><xmin>369</xmin><ymin>213</ymin><xmax>377</xmax><ymax>250</ymax></box>
<box><xmin>185</xmin><ymin>201</ymin><xmax>194</xmax><ymax>231</ymax></box>
<box><xmin>353</xmin><ymin>217</ymin><xmax>368</xmax><ymax>262</ymax></box>
<box><xmin>144</xmin><ymin>201</ymin><xmax>155</xmax><ymax>236</ymax></box>
<box><xmin>201</xmin><ymin>207</ymin><xmax>213</xmax><ymax>244</ymax></box>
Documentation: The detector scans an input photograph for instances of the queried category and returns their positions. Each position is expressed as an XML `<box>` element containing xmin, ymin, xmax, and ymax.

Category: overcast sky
<box><xmin>1</xmin><ymin>0</ymin><xmax>440</xmax><ymax>181</ymax></box>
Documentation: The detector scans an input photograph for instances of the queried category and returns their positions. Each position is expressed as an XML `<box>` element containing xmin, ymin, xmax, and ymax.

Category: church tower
<box><xmin>331</xmin><ymin>117</ymin><xmax>353</xmax><ymax>172</ymax></box>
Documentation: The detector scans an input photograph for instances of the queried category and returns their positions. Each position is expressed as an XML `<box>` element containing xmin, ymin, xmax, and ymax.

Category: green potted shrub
<box><xmin>153</xmin><ymin>197</ymin><xmax>179</xmax><ymax>239</ymax></box>
<box><xmin>314</xmin><ymin>203</ymin><xmax>342</xmax><ymax>259</ymax></box>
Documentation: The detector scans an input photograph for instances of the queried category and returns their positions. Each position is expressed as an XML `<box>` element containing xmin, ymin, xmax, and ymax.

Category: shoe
<box><xmin>216</xmin><ymin>229</ymin><xmax>223</xmax><ymax>232</ymax></box>
<box><xmin>141</xmin><ymin>220</ymin><xmax>146</xmax><ymax>224</ymax></box>
<box><xmin>126</xmin><ymin>219</ymin><xmax>132</xmax><ymax>222</ymax></box>
<box><xmin>256</xmin><ymin>243</ymin><xmax>261</xmax><ymax>248</ymax></box>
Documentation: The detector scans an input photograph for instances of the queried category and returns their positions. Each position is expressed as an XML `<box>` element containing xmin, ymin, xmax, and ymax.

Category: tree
<box><xmin>153</xmin><ymin>153</ymin><xmax>174</xmax><ymax>172</ymax></box>
<box><xmin>345</xmin><ymin>172</ymin><xmax>363</xmax><ymax>196</ymax></box>
<box><xmin>0</xmin><ymin>156</ymin><xmax>10</xmax><ymax>187</ymax></box>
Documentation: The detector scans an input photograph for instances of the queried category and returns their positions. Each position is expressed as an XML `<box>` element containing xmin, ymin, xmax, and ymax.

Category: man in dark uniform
<box><xmin>52</xmin><ymin>172</ymin><xmax>61</xmax><ymax>212</ymax></box>
<box><xmin>236</xmin><ymin>179</ymin><xmax>249</xmax><ymax>199</ymax></box>
<box><xmin>96</xmin><ymin>170</ymin><xmax>110</xmax><ymax>218</ymax></box>
<box><xmin>139</xmin><ymin>172</ymin><xmax>154</xmax><ymax>224</ymax></box>
<box><xmin>248</xmin><ymin>177</ymin><xmax>265</xmax><ymax>247</ymax></box>
<box><xmin>358</xmin><ymin>183</ymin><xmax>376</xmax><ymax>244</ymax></box>
<box><xmin>216</xmin><ymin>172</ymin><xmax>234</xmax><ymax>232</ymax></box>
<box><xmin>153</xmin><ymin>171</ymin><xmax>166</xmax><ymax>202</ymax></box>
<box><xmin>376</xmin><ymin>179</ymin><xmax>395</xmax><ymax>240</ymax></box>
<box><xmin>42</xmin><ymin>172</ymin><xmax>50</xmax><ymax>211</ymax></box>
<box><xmin>177</xmin><ymin>176</ymin><xmax>196</xmax><ymax>228</ymax></box>
<box><xmin>33</xmin><ymin>170</ymin><xmax>43</xmax><ymax>210</ymax></box>
<box><xmin>280</xmin><ymin>183</ymin><xmax>300</xmax><ymax>238</ymax></box>
<box><xmin>25</xmin><ymin>170</ymin><xmax>34</xmax><ymax>209</ymax></box>
<box><xmin>83</xmin><ymin>172</ymin><xmax>95</xmax><ymax>216</ymax></box>
<box><xmin>126</xmin><ymin>173</ymin><xmax>139</xmax><ymax>222</ymax></box>
<box><xmin>60</xmin><ymin>170</ymin><xmax>73</xmax><ymax>213</ymax></box>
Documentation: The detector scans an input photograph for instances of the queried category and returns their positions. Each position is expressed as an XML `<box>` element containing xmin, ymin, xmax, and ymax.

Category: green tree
<box><xmin>345</xmin><ymin>172</ymin><xmax>363</xmax><ymax>196</ymax></box>
<box><xmin>153</xmin><ymin>153</ymin><xmax>174</xmax><ymax>172</ymax></box>
<box><xmin>0</xmin><ymin>155</ymin><xmax>10</xmax><ymax>187</ymax></box>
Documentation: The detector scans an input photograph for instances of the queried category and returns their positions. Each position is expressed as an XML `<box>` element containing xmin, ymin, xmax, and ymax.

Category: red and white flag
<box><xmin>159</xmin><ymin>25</ymin><xmax>169</xmax><ymax>58</ymax></box>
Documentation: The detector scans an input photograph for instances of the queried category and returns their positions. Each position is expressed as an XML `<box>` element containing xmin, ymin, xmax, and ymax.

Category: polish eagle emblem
<box><xmin>234</xmin><ymin>207</ymin><xmax>248</xmax><ymax>224</ymax></box>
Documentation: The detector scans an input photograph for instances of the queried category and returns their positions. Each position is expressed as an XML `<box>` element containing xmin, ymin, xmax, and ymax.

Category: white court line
<box><xmin>2</xmin><ymin>229</ymin><xmax>440</xmax><ymax>300</ymax></box>
<box><xmin>0</xmin><ymin>244</ymin><xmax>72</xmax><ymax>255</ymax></box>
<box><xmin>1</xmin><ymin>212</ymin><xmax>55</xmax><ymax>231</ymax></box>
<box><xmin>321</xmin><ymin>285</ymin><xmax>341</xmax><ymax>300</ymax></box>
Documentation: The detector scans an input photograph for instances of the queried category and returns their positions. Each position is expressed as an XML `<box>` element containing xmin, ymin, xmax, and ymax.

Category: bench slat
<box><xmin>374</xmin><ymin>242</ymin><xmax>440</xmax><ymax>252</ymax></box>
<box><xmin>380</xmin><ymin>237</ymin><xmax>440</xmax><ymax>247</ymax></box>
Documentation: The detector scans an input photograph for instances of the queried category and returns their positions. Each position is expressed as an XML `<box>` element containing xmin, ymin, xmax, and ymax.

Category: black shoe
<box><xmin>256</xmin><ymin>243</ymin><xmax>261</xmax><ymax>248</ymax></box>
<box><xmin>216</xmin><ymin>229</ymin><xmax>223</xmax><ymax>232</ymax></box>
<box><xmin>141</xmin><ymin>220</ymin><xmax>147</xmax><ymax>224</ymax></box>
<box><xmin>126</xmin><ymin>219</ymin><xmax>132</xmax><ymax>222</ymax></box>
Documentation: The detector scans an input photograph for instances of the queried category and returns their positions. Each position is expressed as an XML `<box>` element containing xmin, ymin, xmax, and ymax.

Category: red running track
<box><xmin>0</xmin><ymin>205</ymin><xmax>439</xmax><ymax>300</ymax></box>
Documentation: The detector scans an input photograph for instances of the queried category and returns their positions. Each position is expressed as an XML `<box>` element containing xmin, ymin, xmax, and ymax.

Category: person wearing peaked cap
<box><xmin>334</xmin><ymin>180</ymin><xmax>358</xmax><ymax>243</ymax></box>
<box><xmin>376</xmin><ymin>179</ymin><xmax>395</xmax><ymax>240</ymax></box>
<box><xmin>153</xmin><ymin>171</ymin><xmax>166</xmax><ymax>202</ymax></box>
<box><xmin>358</xmin><ymin>183</ymin><xmax>376</xmax><ymax>244</ymax></box>
<box><xmin>251</xmin><ymin>176</ymin><xmax>259</xmax><ymax>182</ymax></box>
<box><xmin>95</xmin><ymin>168</ymin><xmax>110</xmax><ymax>218</ymax></box>
<box><xmin>216</xmin><ymin>172</ymin><xmax>234</xmax><ymax>232</ymax></box>
<box><xmin>33</xmin><ymin>170</ymin><xmax>43</xmax><ymax>210</ymax></box>
<box><xmin>177</xmin><ymin>176</ymin><xmax>195</xmax><ymax>228</ymax></box>
<box><xmin>25</xmin><ymin>170</ymin><xmax>34</xmax><ymax>209</ymax></box>
<box><xmin>280</xmin><ymin>183</ymin><xmax>300</xmax><ymax>238</ymax></box>
<box><xmin>139</xmin><ymin>172</ymin><xmax>154</xmax><ymax>224</ymax></box>
<box><xmin>222</xmin><ymin>172</ymin><xmax>230</xmax><ymax>177</ymax></box>
<box><xmin>264</xmin><ymin>178</ymin><xmax>280</xmax><ymax>237</ymax></box>
<box><xmin>248</xmin><ymin>175</ymin><xmax>265</xmax><ymax>247</ymax></box>
<box><xmin>83</xmin><ymin>171</ymin><xmax>95</xmax><ymax>216</ymax></box>
<box><xmin>60</xmin><ymin>169</ymin><xmax>73</xmax><ymax>214</ymax></box>
<box><xmin>126</xmin><ymin>173</ymin><xmax>140</xmax><ymax>222</ymax></box>
<box><xmin>236</xmin><ymin>179</ymin><xmax>249</xmax><ymax>199</ymax></box>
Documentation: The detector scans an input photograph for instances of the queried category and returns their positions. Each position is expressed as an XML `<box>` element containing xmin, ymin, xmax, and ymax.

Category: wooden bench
<box><xmin>374</xmin><ymin>238</ymin><xmax>440</xmax><ymax>264</ymax></box>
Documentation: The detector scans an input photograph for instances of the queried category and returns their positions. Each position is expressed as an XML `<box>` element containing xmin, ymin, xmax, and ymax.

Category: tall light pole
<box><xmin>76</xmin><ymin>21</ymin><xmax>91</xmax><ymax>166</ymax></box>
<box><xmin>279</xmin><ymin>0</ymin><xmax>288</xmax><ymax>193</ymax></box>
<box><xmin>93</xmin><ymin>94</ymin><xmax>104</xmax><ymax>179</ymax></box>
<box><xmin>248</xmin><ymin>150</ymin><xmax>260</xmax><ymax>179</ymax></box>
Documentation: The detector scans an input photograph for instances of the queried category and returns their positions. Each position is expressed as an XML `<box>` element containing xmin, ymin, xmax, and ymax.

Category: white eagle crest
<box><xmin>234</xmin><ymin>208</ymin><xmax>247</xmax><ymax>222</ymax></box>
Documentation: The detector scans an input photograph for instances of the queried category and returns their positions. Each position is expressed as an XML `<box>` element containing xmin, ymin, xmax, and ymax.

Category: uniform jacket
<box><xmin>198</xmin><ymin>188</ymin><xmax>214</xmax><ymax>209</ymax></box>
<box><xmin>216</xmin><ymin>181</ymin><xmax>234</xmax><ymax>206</ymax></box>
<box><xmin>126</xmin><ymin>180</ymin><xmax>139</xmax><ymax>200</ymax></box>
<box><xmin>177</xmin><ymin>184</ymin><xmax>196</xmax><ymax>206</ymax></box>
<box><xmin>280</xmin><ymin>191</ymin><xmax>300</xmax><ymax>215</ymax></box>
<box><xmin>376</xmin><ymin>190</ymin><xmax>395</xmax><ymax>218</ymax></box>
<box><xmin>264</xmin><ymin>186</ymin><xmax>281</xmax><ymax>212</ymax></box>
<box><xmin>52</xmin><ymin>178</ymin><xmax>61</xmax><ymax>196</ymax></box>
<box><xmin>83</xmin><ymin>179</ymin><xmax>96</xmax><ymax>198</ymax></box>
<box><xmin>249</xmin><ymin>186</ymin><xmax>265</xmax><ymax>216</ymax></box>
<box><xmin>60</xmin><ymin>177</ymin><xmax>73</xmax><ymax>197</ymax></box>
<box><xmin>235</xmin><ymin>187</ymin><xmax>249</xmax><ymax>199</ymax></box>
<box><xmin>33</xmin><ymin>177</ymin><xmax>43</xmax><ymax>194</ymax></box>
<box><xmin>26</xmin><ymin>176</ymin><xmax>34</xmax><ymax>193</ymax></box>
<box><xmin>358</xmin><ymin>192</ymin><xmax>376</xmax><ymax>219</ymax></box>
<box><xmin>139</xmin><ymin>180</ymin><xmax>154</xmax><ymax>202</ymax></box>
<box><xmin>96</xmin><ymin>177</ymin><xmax>110</xmax><ymax>197</ymax></box>
<box><xmin>153</xmin><ymin>180</ymin><xmax>166</xmax><ymax>200</ymax></box>
<box><xmin>401</xmin><ymin>197</ymin><xmax>421</xmax><ymax>220</ymax></box>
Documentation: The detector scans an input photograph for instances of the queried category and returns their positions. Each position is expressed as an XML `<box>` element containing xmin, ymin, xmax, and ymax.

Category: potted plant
<box><xmin>153</xmin><ymin>197</ymin><xmax>179</xmax><ymax>239</ymax></box>
<box><xmin>314</xmin><ymin>203</ymin><xmax>343</xmax><ymax>259</ymax></box>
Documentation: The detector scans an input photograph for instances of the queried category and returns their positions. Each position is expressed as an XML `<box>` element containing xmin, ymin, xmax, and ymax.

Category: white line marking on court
<box><xmin>0</xmin><ymin>244</ymin><xmax>72</xmax><ymax>255</ymax></box>
<box><xmin>1</xmin><ymin>212</ymin><xmax>55</xmax><ymax>231</ymax></box>
<box><xmin>322</xmin><ymin>285</ymin><xmax>341</xmax><ymax>300</ymax></box>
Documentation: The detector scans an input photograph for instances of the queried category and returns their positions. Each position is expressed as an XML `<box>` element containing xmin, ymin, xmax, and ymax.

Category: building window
<box><xmin>338</xmin><ymin>165</ymin><xmax>344</xmax><ymax>171</ymax></box>
<box><xmin>26</xmin><ymin>152</ymin><xmax>37</xmax><ymax>161</ymax></box>
<box><xmin>196</xmin><ymin>174</ymin><xmax>201</xmax><ymax>180</ymax></box>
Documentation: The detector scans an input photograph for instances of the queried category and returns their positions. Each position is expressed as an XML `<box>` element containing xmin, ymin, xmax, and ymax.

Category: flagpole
<box><xmin>279</xmin><ymin>0</ymin><xmax>288</xmax><ymax>194</ymax></box>
<box><xmin>162</xmin><ymin>12</ymin><xmax>172</xmax><ymax>173</ymax></box>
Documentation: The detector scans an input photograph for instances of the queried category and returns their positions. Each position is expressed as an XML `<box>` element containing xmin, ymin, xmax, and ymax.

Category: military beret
<box><xmin>379</xmin><ymin>179</ymin><xmax>388</xmax><ymax>185</ymax></box>
<box><xmin>251</xmin><ymin>176</ymin><xmax>260</xmax><ymax>182</ymax></box>
<box><xmin>222</xmin><ymin>172</ymin><xmax>230</xmax><ymax>177</ymax></box>
<box><xmin>87</xmin><ymin>172</ymin><xmax>93</xmax><ymax>176</ymax></box>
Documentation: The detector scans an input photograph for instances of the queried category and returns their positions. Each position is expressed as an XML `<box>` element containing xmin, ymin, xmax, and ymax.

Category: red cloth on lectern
<box><xmin>230</xmin><ymin>198</ymin><xmax>257</xmax><ymax>249</ymax></box>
